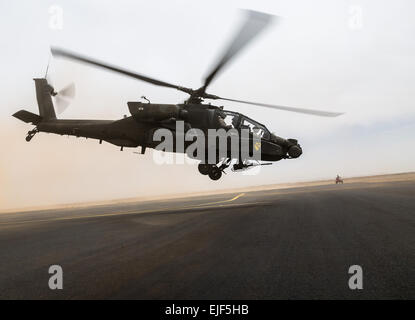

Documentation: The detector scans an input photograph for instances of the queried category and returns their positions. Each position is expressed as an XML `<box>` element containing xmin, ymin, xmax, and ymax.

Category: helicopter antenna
<box><xmin>44</xmin><ymin>54</ymin><xmax>52</xmax><ymax>79</ymax></box>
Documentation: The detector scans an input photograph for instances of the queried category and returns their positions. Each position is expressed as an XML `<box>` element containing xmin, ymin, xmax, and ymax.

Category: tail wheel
<box><xmin>208</xmin><ymin>166</ymin><xmax>222</xmax><ymax>181</ymax></box>
<box><xmin>198</xmin><ymin>164</ymin><xmax>210</xmax><ymax>175</ymax></box>
<box><xmin>25</xmin><ymin>128</ymin><xmax>38</xmax><ymax>142</ymax></box>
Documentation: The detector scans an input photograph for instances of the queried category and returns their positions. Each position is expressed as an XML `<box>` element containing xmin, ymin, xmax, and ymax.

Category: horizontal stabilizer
<box><xmin>13</xmin><ymin>110</ymin><xmax>42</xmax><ymax>125</ymax></box>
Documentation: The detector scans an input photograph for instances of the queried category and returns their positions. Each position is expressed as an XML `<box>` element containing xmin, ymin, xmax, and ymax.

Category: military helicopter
<box><xmin>13</xmin><ymin>10</ymin><xmax>342</xmax><ymax>180</ymax></box>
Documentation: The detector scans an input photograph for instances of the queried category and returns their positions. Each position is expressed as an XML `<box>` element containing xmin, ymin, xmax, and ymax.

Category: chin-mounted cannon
<box><xmin>270</xmin><ymin>133</ymin><xmax>302</xmax><ymax>159</ymax></box>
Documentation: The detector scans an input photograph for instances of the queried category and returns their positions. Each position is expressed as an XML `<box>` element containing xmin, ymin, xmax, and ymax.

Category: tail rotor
<box><xmin>46</xmin><ymin>75</ymin><xmax>76</xmax><ymax>114</ymax></box>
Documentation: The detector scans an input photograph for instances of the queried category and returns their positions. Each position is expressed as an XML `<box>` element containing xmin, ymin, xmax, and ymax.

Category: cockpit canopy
<box><xmin>222</xmin><ymin>110</ymin><xmax>271</xmax><ymax>140</ymax></box>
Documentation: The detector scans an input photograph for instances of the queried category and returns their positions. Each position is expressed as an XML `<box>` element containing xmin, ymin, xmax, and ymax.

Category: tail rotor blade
<box><xmin>54</xmin><ymin>96</ymin><xmax>71</xmax><ymax>114</ymax></box>
<box><xmin>50</xmin><ymin>82</ymin><xmax>76</xmax><ymax>114</ymax></box>
<box><xmin>59</xmin><ymin>82</ymin><xmax>75</xmax><ymax>99</ymax></box>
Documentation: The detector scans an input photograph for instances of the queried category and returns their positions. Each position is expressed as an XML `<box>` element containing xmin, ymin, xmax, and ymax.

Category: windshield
<box><xmin>223</xmin><ymin>110</ymin><xmax>270</xmax><ymax>139</ymax></box>
<box><xmin>241</xmin><ymin>118</ymin><xmax>270</xmax><ymax>139</ymax></box>
<box><xmin>222</xmin><ymin>110</ymin><xmax>240</xmax><ymax>129</ymax></box>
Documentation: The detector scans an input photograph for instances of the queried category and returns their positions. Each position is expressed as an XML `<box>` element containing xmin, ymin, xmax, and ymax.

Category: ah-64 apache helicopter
<box><xmin>13</xmin><ymin>10</ymin><xmax>342</xmax><ymax>180</ymax></box>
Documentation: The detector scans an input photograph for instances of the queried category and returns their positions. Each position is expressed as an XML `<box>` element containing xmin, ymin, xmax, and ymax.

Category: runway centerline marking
<box><xmin>0</xmin><ymin>193</ymin><xmax>249</xmax><ymax>226</ymax></box>
<box><xmin>190</xmin><ymin>193</ymin><xmax>245</xmax><ymax>207</ymax></box>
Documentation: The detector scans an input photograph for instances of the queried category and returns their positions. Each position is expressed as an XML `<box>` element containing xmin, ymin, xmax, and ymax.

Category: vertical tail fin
<box><xmin>34</xmin><ymin>78</ymin><xmax>56</xmax><ymax>120</ymax></box>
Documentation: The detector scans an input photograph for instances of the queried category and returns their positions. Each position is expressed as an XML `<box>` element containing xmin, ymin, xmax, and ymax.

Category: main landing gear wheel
<box><xmin>208</xmin><ymin>166</ymin><xmax>222</xmax><ymax>181</ymax></box>
<box><xmin>198</xmin><ymin>164</ymin><xmax>211</xmax><ymax>175</ymax></box>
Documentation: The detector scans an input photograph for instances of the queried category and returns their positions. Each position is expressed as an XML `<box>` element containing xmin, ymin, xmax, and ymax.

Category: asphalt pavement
<box><xmin>0</xmin><ymin>180</ymin><xmax>414</xmax><ymax>299</ymax></box>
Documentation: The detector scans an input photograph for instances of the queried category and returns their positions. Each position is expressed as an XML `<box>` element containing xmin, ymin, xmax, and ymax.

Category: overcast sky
<box><xmin>1</xmin><ymin>0</ymin><xmax>414</xmax><ymax>210</ymax></box>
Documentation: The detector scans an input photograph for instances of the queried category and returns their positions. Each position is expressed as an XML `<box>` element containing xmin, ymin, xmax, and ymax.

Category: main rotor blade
<box><xmin>201</xmin><ymin>10</ymin><xmax>275</xmax><ymax>92</ymax></box>
<box><xmin>51</xmin><ymin>47</ymin><xmax>193</xmax><ymax>94</ymax></box>
<box><xmin>215</xmin><ymin>96</ymin><xmax>344</xmax><ymax>117</ymax></box>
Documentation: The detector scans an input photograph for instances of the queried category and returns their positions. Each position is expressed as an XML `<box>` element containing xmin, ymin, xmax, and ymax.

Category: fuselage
<box><xmin>35</xmin><ymin>115</ymin><xmax>297</xmax><ymax>162</ymax></box>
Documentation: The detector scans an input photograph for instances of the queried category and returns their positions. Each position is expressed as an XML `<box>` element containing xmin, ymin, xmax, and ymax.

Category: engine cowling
<box><xmin>127</xmin><ymin>102</ymin><xmax>187</xmax><ymax>122</ymax></box>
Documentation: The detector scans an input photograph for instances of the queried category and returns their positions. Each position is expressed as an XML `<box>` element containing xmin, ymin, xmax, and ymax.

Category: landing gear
<box><xmin>198</xmin><ymin>164</ymin><xmax>211</xmax><ymax>175</ymax></box>
<box><xmin>208</xmin><ymin>166</ymin><xmax>222</xmax><ymax>181</ymax></box>
<box><xmin>25</xmin><ymin>128</ymin><xmax>38</xmax><ymax>142</ymax></box>
<box><xmin>198</xmin><ymin>159</ymin><xmax>231</xmax><ymax>180</ymax></box>
<box><xmin>198</xmin><ymin>163</ymin><xmax>222</xmax><ymax>180</ymax></box>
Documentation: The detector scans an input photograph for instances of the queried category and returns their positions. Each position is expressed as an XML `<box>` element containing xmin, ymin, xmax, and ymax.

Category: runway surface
<box><xmin>0</xmin><ymin>180</ymin><xmax>414</xmax><ymax>299</ymax></box>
